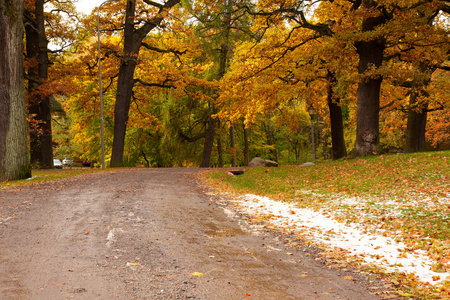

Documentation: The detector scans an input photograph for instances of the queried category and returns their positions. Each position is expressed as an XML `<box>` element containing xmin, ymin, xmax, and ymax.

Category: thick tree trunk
<box><xmin>25</xmin><ymin>0</ymin><xmax>52</xmax><ymax>168</ymax></box>
<box><xmin>404</xmin><ymin>93</ymin><xmax>428</xmax><ymax>153</ymax></box>
<box><xmin>327</xmin><ymin>71</ymin><xmax>347</xmax><ymax>160</ymax></box>
<box><xmin>353</xmin><ymin>1</ymin><xmax>387</xmax><ymax>157</ymax></box>
<box><xmin>0</xmin><ymin>0</ymin><xmax>31</xmax><ymax>181</ymax></box>
<box><xmin>404</xmin><ymin>62</ymin><xmax>432</xmax><ymax>153</ymax></box>
<box><xmin>110</xmin><ymin>59</ymin><xmax>138</xmax><ymax>167</ymax></box>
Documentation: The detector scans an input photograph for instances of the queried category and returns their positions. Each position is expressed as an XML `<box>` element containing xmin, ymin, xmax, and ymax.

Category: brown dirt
<box><xmin>0</xmin><ymin>168</ymin><xmax>400</xmax><ymax>299</ymax></box>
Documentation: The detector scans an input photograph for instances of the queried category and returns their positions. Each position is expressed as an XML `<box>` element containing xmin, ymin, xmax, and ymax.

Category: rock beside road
<box><xmin>248</xmin><ymin>157</ymin><xmax>279</xmax><ymax>167</ymax></box>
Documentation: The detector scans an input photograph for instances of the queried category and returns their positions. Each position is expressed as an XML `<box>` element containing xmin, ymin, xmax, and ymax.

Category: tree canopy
<box><xmin>5</xmin><ymin>0</ymin><xmax>449</xmax><ymax>172</ymax></box>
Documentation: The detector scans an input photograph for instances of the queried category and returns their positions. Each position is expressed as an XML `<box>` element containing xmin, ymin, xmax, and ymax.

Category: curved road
<box><xmin>0</xmin><ymin>168</ymin><xmax>384</xmax><ymax>299</ymax></box>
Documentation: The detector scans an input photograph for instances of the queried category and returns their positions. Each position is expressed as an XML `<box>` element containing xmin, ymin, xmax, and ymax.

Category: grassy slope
<box><xmin>202</xmin><ymin>151</ymin><xmax>450</xmax><ymax>299</ymax></box>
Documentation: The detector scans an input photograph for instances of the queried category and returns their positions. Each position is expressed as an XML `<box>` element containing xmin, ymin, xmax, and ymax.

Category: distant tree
<box><xmin>0</xmin><ymin>0</ymin><xmax>31</xmax><ymax>181</ymax></box>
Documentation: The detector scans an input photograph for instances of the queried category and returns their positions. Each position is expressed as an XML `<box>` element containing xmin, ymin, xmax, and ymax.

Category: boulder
<box><xmin>248</xmin><ymin>157</ymin><xmax>279</xmax><ymax>167</ymax></box>
<box><xmin>300</xmin><ymin>162</ymin><xmax>315</xmax><ymax>167</ymax></box>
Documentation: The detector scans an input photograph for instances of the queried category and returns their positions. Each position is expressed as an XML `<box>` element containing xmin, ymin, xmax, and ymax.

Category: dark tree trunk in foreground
<box><xmin>353</xmin><ymin>1</ymin><xmax>387</xmax><ymax>157</ymax></box>
<box><xmin>25</xmin><ymin>0</ymin><xmax>52</xmax><ymax>168</ymax></box>
<box><xmin>110</xmin><ymin>0</ymin><xmax>181</xmax><ymax>167</ymax></box>
<box><xmin>326</xmin><ymin>71</ymin><xmax>347</xmax><ymax>159</ymax></box>
<box><xmin>0</xmin><ymin>0</ymin><xmax>31</xmax><ymax>181</ymax></box>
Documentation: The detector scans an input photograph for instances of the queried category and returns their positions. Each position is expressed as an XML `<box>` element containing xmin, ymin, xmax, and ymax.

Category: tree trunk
<box><xmin>404</xmin><ymin>93</ymin><xmax>428</xmax><ymax>153</ymax></box>
<box><xmin>353</xmin><ymin>1</ymin><xmax>387</xmax><ymax>157</ymax></box>
<box><xmin>327</xmin><ymin>71</ymin><xmax>347</xmax><ymax>159</ymax></box>
<box><xmin>0</xmin><ymin>0</ymin><xmax>31</xmax><ymax>181</ymax></box>
<box><xmin>25</xmin><ymin>0</ymin><xmax>52</xmax><ymax>168</ymax></box>
<box><xmin>404</xmin><ymin>61</ymin><xmax>432</xmax><ymax>153</ymax></box>
<box><xmin>217</xmin><ymin>135</ymin><xmax>223</xmax><ymax>167</ymax></box>
<box><xmin>229</xmin><ymin>124</ymin><xmax>236</xmax><ymax>167</ymax></box>
<box><xmin>110</xmin><ymin>0</ymin><xmax>138</xmax><ymax>167</ymax></box>
<box><xmin>243</xmin><ymin>123</ymin><xmax>249</xmax><ymax>166</ymax></box>
<box><xmin>199</xmin><ymin>112</ymin><xmax>216</xmax><ymax>167</ymax></box>
<box><xmin>110</xmin><ymin>58</ymin><xmax>138</xmax><ymax>167</ymax></box>
<box><xmin>264</xmin><ymin>121</ymin><xmax>277</xmax><ymax>161</ymax></box>
<box><xmin>110</xmin><ymin>0</ymin><xmax>180</xmax><ymax>167</ymax></box>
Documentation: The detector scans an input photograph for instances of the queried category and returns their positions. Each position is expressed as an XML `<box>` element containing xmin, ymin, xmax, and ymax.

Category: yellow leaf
<box><xmin>190</xmin><ymin>272</ymin><xmax>204</xmax><ymax>277</ymax></box>
<box><xmin>397</xmin><ymin>290</ymin><xmax>415</xmax><ymax>297</ymax></box>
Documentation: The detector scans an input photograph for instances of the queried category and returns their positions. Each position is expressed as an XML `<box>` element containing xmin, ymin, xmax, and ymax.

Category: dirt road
<box><xmin>0</xmin><ymin>168</ymin><xmax>384</xmax><ymax>299</ymax></box>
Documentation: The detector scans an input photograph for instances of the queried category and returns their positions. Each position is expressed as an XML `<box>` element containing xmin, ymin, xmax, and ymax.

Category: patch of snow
<box><xmin>232</xmin><ymin>194</ymin><xmax>450</xmax><ymax>286</ymax></box>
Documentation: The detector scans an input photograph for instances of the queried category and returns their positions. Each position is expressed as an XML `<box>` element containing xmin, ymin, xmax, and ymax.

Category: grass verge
<box><xmin>0</xmin><ymin>168</ymin><xmax>103</xmax><ymax>190</ymax></box>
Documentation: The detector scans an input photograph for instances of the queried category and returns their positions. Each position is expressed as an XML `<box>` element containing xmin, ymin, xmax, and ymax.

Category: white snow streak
<box><xmin>233</xmin><ymin>194</ymin><xmax>450</xmax><ymax>286</ymax></box>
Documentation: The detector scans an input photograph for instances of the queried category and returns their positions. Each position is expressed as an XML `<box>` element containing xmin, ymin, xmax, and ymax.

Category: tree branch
<box><xmin>134</xmin><ymin>78</ymin><xmax>174</xmax><ymax>88</ymax></box>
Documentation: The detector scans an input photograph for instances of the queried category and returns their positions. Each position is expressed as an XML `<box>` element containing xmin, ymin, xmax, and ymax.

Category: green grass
<box><xmin>206</xmin><ymin>151</ymin><xmax>449</xmax><ymax>199</ymax></box>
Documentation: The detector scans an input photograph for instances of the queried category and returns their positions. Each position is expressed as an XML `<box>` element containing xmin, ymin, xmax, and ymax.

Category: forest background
<box><xmin>5</xmin><ymin>0</ymin><xmax>450</xmax><ymax>175</ymax></box>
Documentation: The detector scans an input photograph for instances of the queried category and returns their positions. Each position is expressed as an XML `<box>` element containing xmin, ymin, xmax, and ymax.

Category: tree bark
<box><xmin>0</xmin><ymin>0</ymin><xmax>31</xmax><ymax>181</ymax></box>
<box><xmin>326</xmin><ymin>71</ymin><xmax>347</xmax><ymax>159</ymax></box>
<box><xmin>110</xmin><ymin>0</ymin><xmax>181</xmax><ymax>167</ymax></box>
<box><xmin>229</xmin><ymin>124</ymin><xmax>236</xmax><ymax>167</ymax></box>
<box><xmin>199</xmin><ymin>110</ymin><xmax>216</xmax><ymax>167</ymax></box>
<box><xmin>404</xmin><ymin>62</ymin><xmax>432</xmax><ymax>153</ymax></box>
<box><xmin>217</xmin><ymin>134</ymin><xmax>223</xmax><ymax>167</ymax></box>
<box><xmin>353</xmin><ymin>1</ymin><xmax>387</xmax><ymax>157</ymax></box>
<box><xmin>243</xmin><ymin>122</ymin><xmax>249</xmax><ymax>166</ymax></box>
<box><xmin>25</xmin><ymin>0</ymin><xmax>52</xmax><ymax>168</ymax></box>
<box><xmin>404</xmin><ymin>92</ymin><xmax>428</xmax><ymax>153</ymax></box>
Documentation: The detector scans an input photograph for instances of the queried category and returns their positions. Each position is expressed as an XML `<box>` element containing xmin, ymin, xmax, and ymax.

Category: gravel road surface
<box><xmin>0</xmin><ymin>168</ymin><xmax>386</xmax><ymax>299</ymax></box>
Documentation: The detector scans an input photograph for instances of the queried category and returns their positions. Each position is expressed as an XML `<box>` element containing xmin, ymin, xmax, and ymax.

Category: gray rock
<box><xmin>300</xmin><ymin>162</ymin><xmax>315</xmax><ymax>167</ymax></box>
<box><xmin>264</xmin><ymin>159</ymin><xmax>279</xmax><ymax>167</ymax></box>
<box><xmin>248</xmin><ymin>157</ymin><xmax>279</xmax><ymax>167</ymax></box>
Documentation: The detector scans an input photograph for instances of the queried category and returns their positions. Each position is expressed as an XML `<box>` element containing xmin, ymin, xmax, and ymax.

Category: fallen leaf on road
<box><xmin>343</xmin><ymin>276</ymin><xmax>354</xmax><ymax>281</ymax></box>
<box><xmin>190</xmin><ymin>272</ymin><xmax>204</xmax><ymax>277</ymax></box>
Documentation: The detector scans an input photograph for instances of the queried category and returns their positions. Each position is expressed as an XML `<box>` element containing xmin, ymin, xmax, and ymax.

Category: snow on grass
<box><xmin>233</xmin><ymin>194</ymin><xmax>450</xmax><ymax>286</ymax></box>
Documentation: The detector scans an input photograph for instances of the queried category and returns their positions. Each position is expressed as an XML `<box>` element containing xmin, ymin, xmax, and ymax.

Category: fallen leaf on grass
<box><xmin>397</xmin><ymin>290</ymin><xmax>415</xmax><ymax>297</ymax></box>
